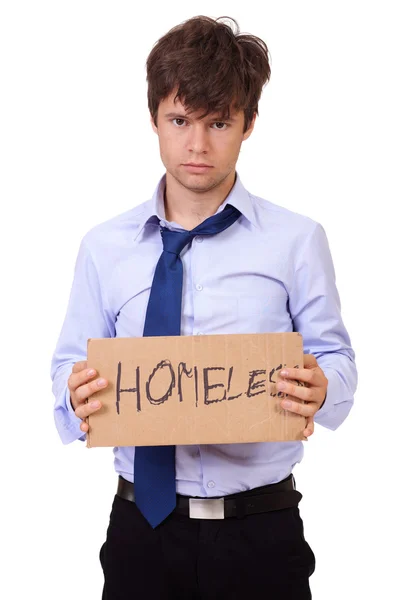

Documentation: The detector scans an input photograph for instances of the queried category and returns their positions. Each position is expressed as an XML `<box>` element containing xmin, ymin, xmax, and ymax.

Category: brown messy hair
<box><xmin>146</xmin><ymin>15</ymin><xmax>271</xmax><ymax>133</ymax></box>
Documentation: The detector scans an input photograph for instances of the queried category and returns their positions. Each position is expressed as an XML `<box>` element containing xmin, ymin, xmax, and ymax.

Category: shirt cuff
<box><xmin>54</xmin><ymin>387</ymin><xmax>86</xmax><ymax>444</ymax></box>
<box><xmin>313</xmin><ymin>367</ymin><xmax>353</xmax><ymax>430</ymax></box>
<box><xmin>66</xmin><ymin>389</ymin><xmax>77</xmax><ymax>416</ymax></box>
<box><xmin>315</xmin><ymin>367</ymin><xmax>338</xmax><ymax>419</ymax></box>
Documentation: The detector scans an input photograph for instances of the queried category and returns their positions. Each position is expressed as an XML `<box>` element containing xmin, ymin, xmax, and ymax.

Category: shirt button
<box><xmin>196</xmin><ymin>236</ymin><xmax>203</xmax><ymax>243</ymax></box>
<box><xmin>207</xmin><ymin>481</ymin><xmax>215</xmax><ymax>489</ymax></box>
<box><xmin>195</xmin><ymin>284</ymin><xmax>203</xmax><ymax>291</ymax></box>
<box><xmin>196</xmin><ymin>331</ymin><xmax>204</xmax><ymax>335</ymax></box>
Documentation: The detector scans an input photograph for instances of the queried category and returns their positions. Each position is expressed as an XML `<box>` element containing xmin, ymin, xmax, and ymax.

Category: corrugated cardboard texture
<box><xmin>86</xmin><ymin>332</ymin><xmax>306</xmax><ymax>447</ymax></box>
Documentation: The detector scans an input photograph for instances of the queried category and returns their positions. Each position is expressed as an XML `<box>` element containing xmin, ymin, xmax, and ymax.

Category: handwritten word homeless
<box><xmin>115</xmin><ymin>359</ymin><xmax>299</xmax><ymax>415</ymax></box>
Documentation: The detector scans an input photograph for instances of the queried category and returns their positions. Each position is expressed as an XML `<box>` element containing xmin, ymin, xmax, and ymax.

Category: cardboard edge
<box><xmin>86</xmin><ymin>338</ymin><xmax>92</xmax><ymax>448</ymax></box>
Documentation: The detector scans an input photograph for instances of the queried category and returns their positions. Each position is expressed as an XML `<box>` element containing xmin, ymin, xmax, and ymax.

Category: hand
<box><xmin>277</xmin><ymin>354</ymin><xmax>328</xmax><ymax>439</ymax></box>
<box><xmin>67</xmin><ymin>361</ymin><xmax>109</xmax><ymax>433</ymax></box>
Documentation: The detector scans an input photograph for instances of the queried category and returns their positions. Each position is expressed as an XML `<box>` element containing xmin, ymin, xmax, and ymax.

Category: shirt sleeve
<box><xmin>288</xmin><ymin>222</ymin><xmax>357</xmax><ymax>430</ymax></box>
<box><xmin>50</xmin><ymin>237</ymin><xmax>116</xmax><ymax>444</ymax></box>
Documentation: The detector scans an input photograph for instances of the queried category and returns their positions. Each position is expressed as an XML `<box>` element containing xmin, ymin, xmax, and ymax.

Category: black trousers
<box><xmin>100</xmin><ymin>496</ymin><xmax>315</xmax><ymax>600</ymax></box>
<box><xmin>99</xmin><ymin>486</ymin><xmax>315</xmax><ymax>600</ymax></box>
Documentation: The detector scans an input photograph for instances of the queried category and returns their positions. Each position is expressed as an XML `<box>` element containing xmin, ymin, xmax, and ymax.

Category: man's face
<box><xmin>151</xmin><ymin>92</ymin><xmax>256</xmax><ymax>193</ymax></box>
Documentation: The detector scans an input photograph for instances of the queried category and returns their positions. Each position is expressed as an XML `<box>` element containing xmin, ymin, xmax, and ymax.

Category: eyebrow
<box><xmin>164</xmin><ymin>112</ymin><xmax>237</xmax><ymax>122</ymax></box>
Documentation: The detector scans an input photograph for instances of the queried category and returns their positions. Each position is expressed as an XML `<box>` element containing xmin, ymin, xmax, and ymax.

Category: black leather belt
<box><xmin>117</xmin><ymin>474</ymin><xmax>302</xmax><ymax>519</ymax></box>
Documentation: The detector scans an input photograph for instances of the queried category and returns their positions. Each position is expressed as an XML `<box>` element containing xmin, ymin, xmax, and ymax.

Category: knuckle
<box><xmin>73</xmin><ymin>386</ymin><xmax>83</xmax><ymax>402</ymax></box>
<box><xmin>306</xmin><ymin>370</ymin><xmax>314</xmax><ymax>383</ymax></box>
<box><xmin>304</xmin><ymin>388</ymin><xmax>313</xmax><ymax>401</ymax></box>
<box><xmin>308</xmin><ymin>404</ymin><xmax>317</xmax><ymax>417</ymax></box>
<box><xmin>72</xmin><ymin>360</ymin><xmax>87</xmax><ymax>374</ymax></box>
<box><xmin>68</xmin><ymin>371</ymin><xmax>83</xmax><ymax>393</ymax></box>
<box><xmin>303</xmin><ymin>401</ymin><xmax>311</xmax><ymax>413</ymax></box>
<box><xmin>293</xmin><ymin>383</ymin><xmax>304</xmax><ymax>396</ymax></box>
<box><xmin>76</xmin><ymin>402</ymin><xmax>89</xmax><ymax>419</ymax></box>
<box><xmin>75</xmin><ymin>384</ymin><xmax>89</xmax><ymax>404</ymax></box>
<box><xmin>300</xmin><ymin>403</ymin><xmax>308</xmax><ymax>415</ymax></box>
<box><xmin>67</xmin><ymin>372</ymin><xmax>76</xmax><ymax>388</ymax></box>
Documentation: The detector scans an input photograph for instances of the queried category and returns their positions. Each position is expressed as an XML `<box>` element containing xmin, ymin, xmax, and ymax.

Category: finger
<box><xmin>303</xmin><ymin>353</ymin><xmax>318</xmax><ymax>368</ymax></box>
<box><xmin>68</xmin><ymin>367</ymin><xmax>99</xmax><ymax>394</ymax></box>
<box><xmin>74</xmin><ymin>377</ymin><xmax>108</xmax><ymax>404</ymax></box>
<box><xmin>75</xmin><ymin>398</ymin><xmax>102</xmax><ymax>420</ymax></box>
<box><xmin>80</xmin><ymin>419</ymin><xmax>89</xmax><ymax>433</ymax></box>
<box><xmin>72</xmin><ymin>361</ymin><xmax>88</xmax><ymax>374</ymax></box>
<box><xmin>280</xmin><ymin>396</ymin><xmax>315</xmax><ymax>418</ymax></box>
<box><xmin>280</xmin><ymin>367</ymin><xmax>315</xmax><ymax>385</ymax></box>
<box><xmin>303</xmin><ymin>417</ymin><xmax>315</xmax><ymax>438</ymax></box>
<box><xmin>277</xmin><ymin>380</ymin><xmax>316</xmax><ymax>402</ymax></box>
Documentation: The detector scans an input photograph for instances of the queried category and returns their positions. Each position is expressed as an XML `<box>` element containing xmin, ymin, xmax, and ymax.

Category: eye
<box><xmin>172</xmin><ymin>118</ymin><xmax>186</xmax><ymax>127</ymax></box>
<box><xmin>212</xmin><ymin>122</ymin><xmax>228</xmax><ymax>130</ymax></box>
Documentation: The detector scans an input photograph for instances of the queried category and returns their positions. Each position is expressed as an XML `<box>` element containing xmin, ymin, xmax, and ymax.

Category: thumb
<box><xmin>303</xmin><ymin>353</ymin><xmax>317</xmax><ymax>369</ymax></box>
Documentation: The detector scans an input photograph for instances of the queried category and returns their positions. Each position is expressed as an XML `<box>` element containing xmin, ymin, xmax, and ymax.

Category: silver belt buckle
<box><xmin>189</xmin><ymin>498</ymin><xmax>225</xmax><ymax>519</ymax></box>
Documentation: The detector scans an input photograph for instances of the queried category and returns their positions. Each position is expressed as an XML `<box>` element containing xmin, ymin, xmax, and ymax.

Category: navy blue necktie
<box><xmin>134</xmin><ymin>203</ymin><xmax>241</xmax><ymax>528</ymax></box>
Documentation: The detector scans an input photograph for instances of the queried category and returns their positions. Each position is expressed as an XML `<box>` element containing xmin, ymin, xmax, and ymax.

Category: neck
<box><xmin>164</xmin><ymin>170</ymin><xmax>236</xmax><ymax>230</ymax></box>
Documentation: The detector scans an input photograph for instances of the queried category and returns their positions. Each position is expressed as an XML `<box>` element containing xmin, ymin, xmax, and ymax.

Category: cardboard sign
<box><xmin>86</xmin><ymin>332</ymin><xmax>306</xmax><ymax>447</ymax></box>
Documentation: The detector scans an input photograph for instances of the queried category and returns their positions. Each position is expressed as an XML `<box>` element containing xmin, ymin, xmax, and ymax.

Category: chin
<box><xmin>183</xmin><ymin>176</ymin><xmax>217</xmax><ymax>192</ymax></box>
<box><xmin>172</xmin><ymin>169</ymin><xmax>215</xmax><ymax>188</ymax></box>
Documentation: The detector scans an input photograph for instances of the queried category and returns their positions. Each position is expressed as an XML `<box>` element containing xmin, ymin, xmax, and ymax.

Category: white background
<box><xmin>1</xmin><ymin>1</ymin><xmax>399</xmax><ymax>598</ymax></box>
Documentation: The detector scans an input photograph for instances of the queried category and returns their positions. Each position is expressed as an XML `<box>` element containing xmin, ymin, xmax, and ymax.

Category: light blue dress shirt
<box><xmin>51</xmin><ymin>172</ymin><xmax>357</xmax><ymax>497</ymax></box>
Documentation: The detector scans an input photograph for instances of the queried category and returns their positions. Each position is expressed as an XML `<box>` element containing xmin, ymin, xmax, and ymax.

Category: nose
<box><xmin>186</xmin><ymin>123</ymin><xmax>209</xmax><ymax>154</ymax></box>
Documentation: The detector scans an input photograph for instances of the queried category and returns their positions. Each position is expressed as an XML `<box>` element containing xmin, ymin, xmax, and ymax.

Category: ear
<box><xmin>242</xmin><ymin>113</ymin><xmax>257</xmax><ymax>141</ymax></box>
<box><xmin>150</xmin><ymin>114</ymin><xmax>158</xmax><ymax>134</ymax></box>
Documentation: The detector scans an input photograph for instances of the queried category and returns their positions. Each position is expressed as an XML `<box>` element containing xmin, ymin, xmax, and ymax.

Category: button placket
<box><xmin>191</xmin><ymin>234</ymin><xmax>206</xmax><ymax>337</ymax></box>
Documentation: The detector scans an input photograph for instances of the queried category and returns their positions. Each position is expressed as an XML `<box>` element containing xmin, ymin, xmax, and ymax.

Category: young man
<box><xmin>51</xmin><ymin>15</ymin><xmax>357</xmax><ymax>600</ymax></box>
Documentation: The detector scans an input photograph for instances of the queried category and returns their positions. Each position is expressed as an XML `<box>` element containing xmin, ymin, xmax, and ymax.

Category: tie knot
<box><xmin>160</xmin><ymin>227</ymin><xmax>195</xmax><ymax>256</ymax></box>
<box><xmin>159</xmin><ymin>204</ymin><xmax>242</xmax><ymax>256</ymax></box>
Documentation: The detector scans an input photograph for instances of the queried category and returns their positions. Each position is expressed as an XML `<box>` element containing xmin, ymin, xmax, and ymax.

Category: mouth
<box><xmin>182</xmin><ymin>163</ymin><xmax>213</xmax><ymax>173</ymax></box>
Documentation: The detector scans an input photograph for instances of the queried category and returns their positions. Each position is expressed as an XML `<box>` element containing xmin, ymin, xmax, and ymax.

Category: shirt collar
<box><xmin>134</xmin><ymin>171</ymin><xmax>257</xmax><ymax>240</ymax></box>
